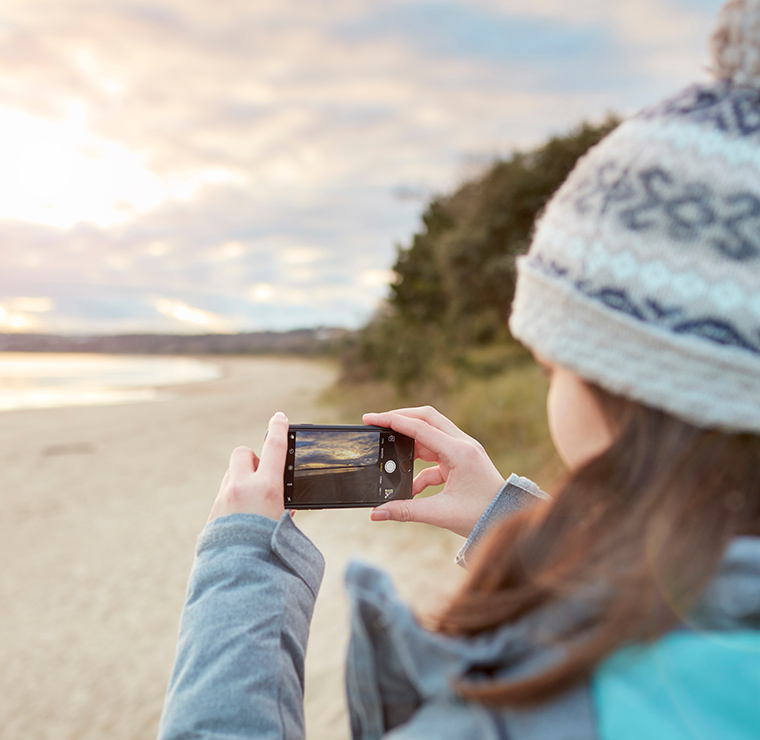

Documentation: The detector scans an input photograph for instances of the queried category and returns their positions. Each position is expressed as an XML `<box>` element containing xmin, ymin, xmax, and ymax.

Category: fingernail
<box><xmin>273</xmin><ymin>411</ymin><xmax>287</xmax><ymax>420</ymax></box>
<box><xmin>371</xmin><ymin>509</ymin><xmax>391</xmax><ymax>521</ymax></box>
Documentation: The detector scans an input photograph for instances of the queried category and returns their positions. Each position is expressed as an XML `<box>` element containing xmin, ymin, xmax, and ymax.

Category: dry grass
<box><xmin>324</xmin><ymin>357</ymin><xmax>563</xmax><ymax>490</ymax></box>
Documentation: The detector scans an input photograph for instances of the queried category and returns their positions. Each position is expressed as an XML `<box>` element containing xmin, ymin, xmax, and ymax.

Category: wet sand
<box><xmin>0</xmin><ymin>356</ymin><xmax>464</xmax><ymax>740</ymax></box>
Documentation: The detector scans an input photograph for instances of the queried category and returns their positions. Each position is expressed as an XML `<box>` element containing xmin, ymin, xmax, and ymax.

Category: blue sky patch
<box><xmin>339</xmin><ymin>1</ymin><xmax>611</xmax><ymax>66</ymax></box>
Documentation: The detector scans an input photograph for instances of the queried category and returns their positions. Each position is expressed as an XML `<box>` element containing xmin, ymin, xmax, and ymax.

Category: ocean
<box><xmin>0</xmin><ymin>353</ymin><xmax>221</xmax><ymax>412</ymax></box>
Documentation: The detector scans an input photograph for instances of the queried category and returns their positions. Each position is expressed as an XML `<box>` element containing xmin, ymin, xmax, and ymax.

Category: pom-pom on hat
<box><xmin>712</xmin><ymin>0</ymin><xmax>760</xmax><ymax>87</ymax></box>
<box><xmin>509</xmin><ymin>0</ymin><xmax>760</xmax><ymax>434</ymax></box>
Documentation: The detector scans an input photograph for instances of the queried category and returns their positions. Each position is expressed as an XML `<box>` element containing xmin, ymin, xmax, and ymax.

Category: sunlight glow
<box><xmin>0</xmin><ymin>106</ymin><xmax>167</xmax><ymax>228</ymax></box>
<box><xmin>281</xmin><ymin>247</ymin><xmax>323</xmax><ymax>265</ymax></box>
<box><xmin>248</xmin><ymin>283</ymin><xmax>308</xmax><ymax>305</ymax></box>
<box><xmin>249</xmin><ymin>284</ymin><xmax>275</xmax><ymax>303</ymax></box>
<box><xmin>0</xmin><ymin>305</ymin><xmax>40</xmax><ymax>331</ymax></box>
<box><xmin>153</xmin><ymin>298</ymin><xmax>232</xmax><ymax>332</ymax></box>
<box><xmin>5</xmin><ymin>297</ymin><xmax>54</xmax><ymax>313</ymax></box>
<box><xmin>206</xmin><ymin>241</ymin><xmax>246</xmax><ymax>262</ymax></box>
<box><xmin>360</xmin><ymin>269</ymin><xmax>397</xmax><ymax>287</ymax></box>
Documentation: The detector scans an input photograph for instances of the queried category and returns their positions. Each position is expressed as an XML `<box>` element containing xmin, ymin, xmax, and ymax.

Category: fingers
<box><xmin>413</xmin><ymin>465</ymin><xmax>444</xmax><ymax>496</ymax></box>
<box><xmin>209</xmin><ymin>413</ymin><xmax>289</xmax><ymax>524</ymax></box>
<box><xmin>370</xmin><ymin>495</ymin><xmax>449</xmax><ymax>529</ymax></box>
<box><xmin>229</xmin><ymin>446</ymin><xmax>258</xmax><ymax>478</ymax></box>
<box><xmin>362</xmin><ymin>410</ymin><xmax>461</xmax><ymax>467</ymax></box>
<box><xmin>257</xmin><ymin>411</ymin><xmax>289</xmax><ymax>482</ymax></box>
<box><xmin>227</xmin><ymin>413</ymin><xmax>287</xmax><ymax>484</ymax></box>
<box><xmin>364</xmin><ymin>406</ymin><xmax>471</xmax><ymax>441</ymax></box>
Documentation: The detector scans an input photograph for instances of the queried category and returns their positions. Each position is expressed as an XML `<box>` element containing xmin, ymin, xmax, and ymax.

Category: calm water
<box><xmin>0</xmin><ymin>353</ymin><xmax>222</xmax><ymax>412</ymax></box>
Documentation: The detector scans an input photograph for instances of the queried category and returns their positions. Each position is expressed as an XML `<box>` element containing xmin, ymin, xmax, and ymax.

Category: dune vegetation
<box><xmin>331</xmin><ymin>117</ymin><xmax>619</xmax><ymax>484</ymax></box>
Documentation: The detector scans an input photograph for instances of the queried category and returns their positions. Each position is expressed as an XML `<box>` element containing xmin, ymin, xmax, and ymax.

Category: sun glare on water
<box><xmin>0</xmin><ymin>106</ymin><xmax>166</xmax><ymax>229</ymax></box>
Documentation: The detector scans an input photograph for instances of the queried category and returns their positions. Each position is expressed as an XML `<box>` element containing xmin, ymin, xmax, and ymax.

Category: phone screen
<box><xmin>284</xmin><ymin>425</ymin><xmax>414</xmax><ymax>508</ymax></box>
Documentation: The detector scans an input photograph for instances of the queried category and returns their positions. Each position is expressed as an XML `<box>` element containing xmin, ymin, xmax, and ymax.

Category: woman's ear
<box><xmin>546</xmin><ymin>366</ymin><xmax>615</xmax><ymax>470</ymax></box>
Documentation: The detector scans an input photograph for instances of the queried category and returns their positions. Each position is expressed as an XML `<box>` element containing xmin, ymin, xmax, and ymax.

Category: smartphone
<box><xmin>284</xmin><ymin>425</ymin><xmax>415</xmax><ymax>509</ymax></box>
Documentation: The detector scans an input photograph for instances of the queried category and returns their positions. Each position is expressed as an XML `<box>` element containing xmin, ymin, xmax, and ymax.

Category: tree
<box><xmin>343</xmin><ymin>117</ymin><xmax>620</xmax><ymax>388</ymax></box>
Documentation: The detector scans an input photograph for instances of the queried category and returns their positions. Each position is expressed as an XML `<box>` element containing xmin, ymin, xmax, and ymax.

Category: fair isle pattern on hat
<box><xmin>509</xmin><ymin>0</ymin><xmax>760</xmax><ymax>433</ymax></box>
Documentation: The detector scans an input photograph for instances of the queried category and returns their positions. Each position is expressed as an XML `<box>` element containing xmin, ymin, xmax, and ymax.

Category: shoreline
<box><xmin>0</xmin><ymin>352</ymin><xmax>226</xmax><ymax>414</ymax></box>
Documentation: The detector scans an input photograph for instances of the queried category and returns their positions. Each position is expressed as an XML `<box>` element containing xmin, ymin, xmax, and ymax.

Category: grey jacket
<box><xmin>158</xmin><ymin>477</ymin><xmax>760</xmax><ymax>739</ymax></box>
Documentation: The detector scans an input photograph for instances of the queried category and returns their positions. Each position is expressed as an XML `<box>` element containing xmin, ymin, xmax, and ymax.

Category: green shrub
<box><xmin>342</xmin><ymin>117</ymin><xmax>619</xmax><ymax>390</ymax></box>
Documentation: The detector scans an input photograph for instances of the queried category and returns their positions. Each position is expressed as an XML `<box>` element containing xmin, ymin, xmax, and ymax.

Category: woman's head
<box><xmin>509</xmin><ymin>0</ymin><xmax>760</xmax><ymax>438</ymax></box>
<box><xmin>439</xmin><ymin>381</ymin><xmax>760</xmax><ymax>705</ymax></box>
<box><xmin>437</xmin><ymin>0</ymin><xmax>760</xmax><ymax>707</ymax></box>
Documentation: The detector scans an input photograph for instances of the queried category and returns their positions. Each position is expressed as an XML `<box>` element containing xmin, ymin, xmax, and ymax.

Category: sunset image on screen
<box><xmin>295</xmin><ymin>430</ymin><xmax>379</xmax><ymax>470</ymax></box>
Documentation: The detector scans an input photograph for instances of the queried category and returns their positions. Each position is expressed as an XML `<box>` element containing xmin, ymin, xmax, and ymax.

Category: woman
<box><xmin>158</xmin><ymin>2</ymin><xmax>760</xmax><ymax>737</ymax></box>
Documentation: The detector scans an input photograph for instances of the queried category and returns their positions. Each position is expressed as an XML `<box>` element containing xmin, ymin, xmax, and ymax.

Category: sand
<box><xmin>0</xmin><ymin>356</ymin><xmax>465</xmax><ymax>740</ymax></box>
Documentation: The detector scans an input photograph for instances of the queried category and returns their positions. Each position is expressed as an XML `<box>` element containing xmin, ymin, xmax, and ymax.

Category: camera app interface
<box><xmin>286</xmin><ymin>429</ymin><xmax>405</xmax><ymax>506</ymax></box>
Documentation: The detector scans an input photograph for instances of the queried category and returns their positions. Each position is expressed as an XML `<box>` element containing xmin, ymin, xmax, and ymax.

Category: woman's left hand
<box><xmin>207</xmin><ymin>412</ymin><xmax>290</xmax><ymax>523</ymax></box>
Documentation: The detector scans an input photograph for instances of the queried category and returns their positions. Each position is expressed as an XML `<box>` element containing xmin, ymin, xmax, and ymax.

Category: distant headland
<box><xmin>0</xmin><ymin>328</ymin><xmax>348</xmax><ymax>355</ymax></box>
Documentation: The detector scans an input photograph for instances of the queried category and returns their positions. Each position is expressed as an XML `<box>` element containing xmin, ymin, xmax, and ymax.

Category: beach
<box><xmin>0</xmin><ymin>356</ymin><xmax>465</xmax><ymax>740</ymax></box>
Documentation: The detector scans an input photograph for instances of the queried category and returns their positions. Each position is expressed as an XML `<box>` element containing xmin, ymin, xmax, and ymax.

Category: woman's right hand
<box><xmin>362</xmin><ymin>406</ymin><xmax>505</xmax><ymax>538</ymax></box>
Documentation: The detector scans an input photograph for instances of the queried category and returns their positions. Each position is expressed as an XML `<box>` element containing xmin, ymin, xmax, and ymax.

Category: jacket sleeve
<box><xmin>455</xmin><ymin>474</ymin><xmax>550</xmax><ymax>569</ymax></box>
<box><xmin>158</xmin><ymin>512</ymin><xmax>325</xmax><ymax>740</ymax></box>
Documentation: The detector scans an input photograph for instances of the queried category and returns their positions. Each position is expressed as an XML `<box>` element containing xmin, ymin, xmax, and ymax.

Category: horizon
<box><xmin>0</xmin><ymin>0</ymin><xmax>721</xmax><ymax>335</ymax></box>
<box><xmin>0</xmin><ymin>326</ymin><xmax>347</xmax><ymax>338</ymax></box>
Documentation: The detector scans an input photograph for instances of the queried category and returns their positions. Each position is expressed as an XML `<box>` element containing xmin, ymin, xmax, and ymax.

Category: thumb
<box><xmin>370</xmin><ymin>495</ymin><xmax>449</xmax><ymax>528</ymax></box>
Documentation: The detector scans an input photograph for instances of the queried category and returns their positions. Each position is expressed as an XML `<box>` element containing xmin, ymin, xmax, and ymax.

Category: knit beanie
<box><xmin>509</xmin><ymin>0</ymin><xmax>760</xmax><ymax>434</ymax></box>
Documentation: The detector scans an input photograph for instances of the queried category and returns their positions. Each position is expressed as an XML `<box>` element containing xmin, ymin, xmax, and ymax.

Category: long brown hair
<box><xmin>436</xmin><ymin>383</ymin><xmax>760</xmax><ymax>706</ymax></box>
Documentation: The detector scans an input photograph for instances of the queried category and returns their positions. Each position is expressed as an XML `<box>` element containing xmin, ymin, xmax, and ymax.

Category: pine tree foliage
<box><xmin>342</xmin><ymin>117</ymin><xmax>620</xmax><ymax>388</ymax></box>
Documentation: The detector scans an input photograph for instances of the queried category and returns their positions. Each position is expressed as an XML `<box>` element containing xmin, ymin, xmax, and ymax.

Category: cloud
<box><xmin>0</xmin><ymin>0</ymin><xmax>722</xmax><ymax>333</ymax></box>
<box><xmin>153</xmin><ymin>297</ymin><xmax>234</xmax><ymax>332</ymax></box>
<box><xmin>0</xmin><ymin>179</ymin><xmax>414</xmax><ymax>332</ymax></box>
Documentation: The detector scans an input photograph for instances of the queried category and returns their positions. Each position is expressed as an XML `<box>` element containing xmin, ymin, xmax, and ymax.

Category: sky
<box><xmin>0</xmin><ymin>0</ymin><xmax>722</xmax><ymax>335</ymax></box>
